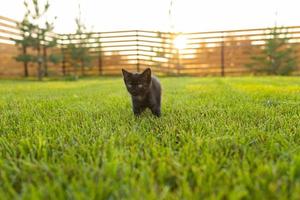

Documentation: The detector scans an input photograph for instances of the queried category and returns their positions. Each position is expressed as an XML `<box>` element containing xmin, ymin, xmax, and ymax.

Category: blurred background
<box><xmin>0</xmin><ymin>0</ymin><xmax>300</xmax><ymax>79</ymax></box>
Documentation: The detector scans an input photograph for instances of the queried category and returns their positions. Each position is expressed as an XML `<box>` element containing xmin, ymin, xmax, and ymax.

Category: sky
<box><xmin>1</xmin><ymin>0</ymin><xmax>300</xmax><ymax>33</ymax></box>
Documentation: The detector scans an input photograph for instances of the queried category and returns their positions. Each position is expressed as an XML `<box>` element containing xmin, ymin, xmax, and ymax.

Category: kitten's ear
<box><xmin>142</xmin><ymin>68</ymin><xmax>151</xmax><ymax>83</ymax></box>
<box><xmin>122</xmin><ymin>69</ymin><xmax>131</xmax><ymax>79</ymax></box>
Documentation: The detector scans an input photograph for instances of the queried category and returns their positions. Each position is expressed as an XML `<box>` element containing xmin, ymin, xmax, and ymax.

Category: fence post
<box><xmin>221</xmin><ymin>33</ymin><xmax>225</xmax><ymax>77</ymax></box>
<box><xmin>136</xmin><ymin>30</ymin><xmax>140</xmax><ymax>72</ymax></box>
<box><xmin>61</xmin><ymin>48</ymin><xmax>66</xmax><ymax>76</ymax></box>
<box><xmin>176</xmin><ymin>48</ymin><xmax>180</xmax><ymax>75</ymax></box>
<box><xmin>98</xmin><ymin>50</ymin><xmax>102</xmax><ymax>76</ymax></box>
<box><xmin>98</xmin><ymin>38</ymin><xmax>103</xmax><ymax>75</ymax></box>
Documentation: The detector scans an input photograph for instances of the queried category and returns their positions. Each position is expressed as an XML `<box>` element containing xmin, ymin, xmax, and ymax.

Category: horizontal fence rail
<box><xmin>1</xmin><ymin>15</ymin><xmax>300</xmax><ymax>77</ymax></box>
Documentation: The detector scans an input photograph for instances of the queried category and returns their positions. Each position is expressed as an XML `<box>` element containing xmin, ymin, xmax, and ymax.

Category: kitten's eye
<box><xmin>127</xmin><ymin>84</ymin><xmax>132</xmax><ymax>88</ymax></box>
<box><xmin>138</xmin><ymin>84</ymin><xmax>143</xmax><ymax>88</ymax></box>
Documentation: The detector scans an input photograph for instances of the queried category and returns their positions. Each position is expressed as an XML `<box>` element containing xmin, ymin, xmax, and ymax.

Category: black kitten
<box><xmin>122</xmin><ymin>68</ymin><xmax>162</xmax><ymax>117</ymax></box>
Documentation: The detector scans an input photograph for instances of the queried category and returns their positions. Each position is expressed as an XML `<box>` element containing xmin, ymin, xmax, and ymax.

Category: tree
<box><xmin>25</xmin><ymin>0</ymin><xmax>51</xmax><ymax>80</ymax></box>
<box><xmin>65</xmin><ymin>4</ymin><xmax>93</xmax><ymax>77</ymax></box>
<box><xmin>40</xmin><ymin>21</ymin><xmax>61</xmax><ymax>77</ymax></box>
<box><xmin>13</xmin><ymin>5</ymin><xmax>35</xmax><ymax>77</ymax></box>
<box><xmin>246</xmin><ymin>26</ymin><xmax>297</xmax><ymax>75</ymax></box>
<box><xmin>14</xmin><ymin>0</ymin><xmax>58</xmax><ymax>80</ymax></box>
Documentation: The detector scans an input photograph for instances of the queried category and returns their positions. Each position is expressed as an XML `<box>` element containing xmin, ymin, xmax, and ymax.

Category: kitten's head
<box><xmin>122</xmin><ymin>68</ymin><xmax>152</xmax><ymax>96</ymax></box>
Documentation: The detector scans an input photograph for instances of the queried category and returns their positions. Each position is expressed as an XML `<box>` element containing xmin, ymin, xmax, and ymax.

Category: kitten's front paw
<box><xmin>134</xmin><ymin>112</ymin><xmax>141</xmax><ymax>117</ymax></box>
<box><xmin>154</xmin><ymin>112</ymin><xmax>161</xmax><ymax>117</ymax></box>
<box><xmin>133</xmin><ymin>109</ymin><xmax>142</xmax><ymax>117</ymax></box>
<box><xmin>151</xmin><ymin>109</ymin><xmax>161</xmax><ymax>117</ymax></box>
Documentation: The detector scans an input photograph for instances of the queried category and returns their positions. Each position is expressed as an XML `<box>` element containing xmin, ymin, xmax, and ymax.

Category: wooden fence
<box><xmin>1</xmin><ymin>15</ymin><xmax>300</xmax><ymax>77</ymax></box>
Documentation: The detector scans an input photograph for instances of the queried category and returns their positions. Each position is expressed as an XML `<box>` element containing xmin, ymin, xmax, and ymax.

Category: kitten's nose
<box><xmin>131</xmin><ymin>91</ymin><xmax>138</xmax><ymax>96</ymax></box>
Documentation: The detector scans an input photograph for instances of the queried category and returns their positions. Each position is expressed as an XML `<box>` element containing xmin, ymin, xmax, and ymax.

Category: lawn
<box><xmin>0</xmin><ymin>77</ymin><xmax>300</xmax><ymax>199</ymax></box>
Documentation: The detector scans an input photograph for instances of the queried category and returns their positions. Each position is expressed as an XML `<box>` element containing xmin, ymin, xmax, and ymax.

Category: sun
<box><xmin>173</xmin><ymin>35</ymin><xmax>188</xmax><ymax>50</ymax></box>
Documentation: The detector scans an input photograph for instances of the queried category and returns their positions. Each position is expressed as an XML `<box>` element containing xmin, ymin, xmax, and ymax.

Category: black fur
<box><xmin>122</xmin><ymin>68</ymin><xmax>162</xmax><ymax>117</ymax></box>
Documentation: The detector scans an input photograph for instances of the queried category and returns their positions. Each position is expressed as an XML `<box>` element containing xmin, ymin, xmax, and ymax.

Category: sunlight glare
<box><xmin>173</xmin><ymin>35</ymin><xmax>187</xmax><ymax>50</ymax></box>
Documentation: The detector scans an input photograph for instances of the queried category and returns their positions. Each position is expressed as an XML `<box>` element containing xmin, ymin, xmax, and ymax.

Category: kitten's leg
<box><xmin>152</xmin><ymin>94</ymin><xmax>161</xmax><ymax>117</ymax></box>
<box><xmin>150</xmin><ymin>105</ymin><xmax>161</xmax><ymax>117</ymax></box>
<box><xmin>133</xmin><ymin>106</ymin><xmax>145</xmax><ymax>117</ymax></box>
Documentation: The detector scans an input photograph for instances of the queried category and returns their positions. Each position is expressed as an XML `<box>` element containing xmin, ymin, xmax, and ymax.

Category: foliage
<box><xmin>0</xmin><ymin>77</ymin><xmax>300</xmax><ymax>199</ymax></box>
<box><xmin>246</xmin><ymin>26</ymin><xmax>297</xmax><ymax>75</ymax></box>
<box><xmin>14</xmin><ymin>54</ymin><xmax>33</xmax><ymax>63</ymax></box>
<box><xmin>49</xmin><ymin>53</ymin><xmax>62</xmax><ymax>64</ymax></box>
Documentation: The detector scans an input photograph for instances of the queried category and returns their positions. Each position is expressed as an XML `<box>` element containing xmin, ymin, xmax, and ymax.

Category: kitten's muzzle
<box><xmin>130</xmin><ymin>91</ymin><xmax>139</xmax><ymax>96</ymax></box>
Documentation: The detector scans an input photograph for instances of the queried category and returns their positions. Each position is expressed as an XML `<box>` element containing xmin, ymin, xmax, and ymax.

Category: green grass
<box><xmin>0</xmin><ymin>76</ymin><xmax>300</xmax><ymax>199</ymax></box>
